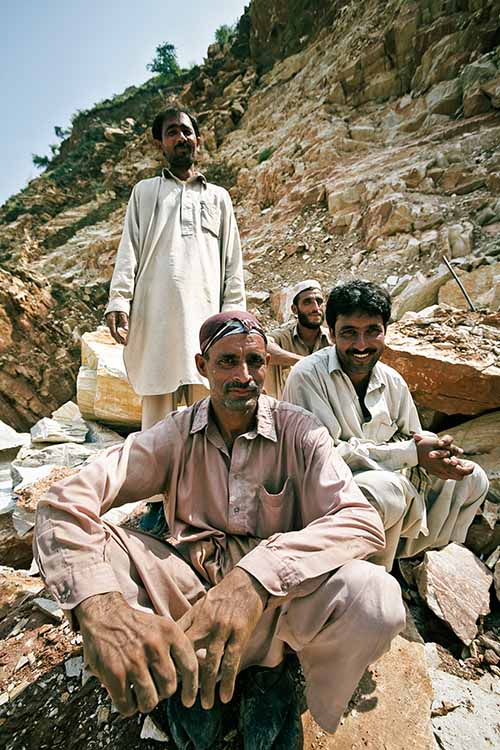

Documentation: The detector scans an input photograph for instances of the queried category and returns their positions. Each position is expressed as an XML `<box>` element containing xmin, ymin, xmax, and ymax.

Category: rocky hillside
<box><xmin>1</xmin><ymin>0</ymin><xmax>500</xmax><ymax>430</ymax></box>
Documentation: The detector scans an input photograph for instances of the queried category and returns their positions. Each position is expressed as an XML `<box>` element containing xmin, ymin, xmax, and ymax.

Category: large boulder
<box><xmin>415</xmin><ymin>544</ymin><xmax>492</xmax><ymax>645</ymax></box>
<box><xmin>443</xmin><ymin>411</ymin><xmax>500</xmax><ymax>503</ymax></box>
<box><xmin>77</xmin><ymin>327</ymin><xmax>141</xmax><ymax>427</ymax></box>
<box><xmin>438</xmin><ymin>263</ymin><xmax>500</xmax><ymax>311</ymax></box>
<box><xmin>302</xmin><ymin>635</ymin><xmax>434</xmax><ymax>749</ymax></box>
<box><xmin>383</xmin><ymin>306</ymin><xmax>500</xmax><ymax>415</ymax></box>
<box><xmin>391</xmin><ymin>266</ymin><xmax>451</xmax><ymax>320</ymax></box>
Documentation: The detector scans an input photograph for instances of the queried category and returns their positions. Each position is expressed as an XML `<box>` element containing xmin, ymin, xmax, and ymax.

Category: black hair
<box><xmin>325</xmin><ymin>280</ymin><xmax>391</xmax><ymax>329</ymax></box>
<box><xmin>151</xmin><ymin>107</ymin><xmax>200</xmax><ymax>140</ymax></box>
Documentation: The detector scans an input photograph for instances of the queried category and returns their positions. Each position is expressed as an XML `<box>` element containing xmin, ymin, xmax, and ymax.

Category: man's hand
<box><xmin>177</xmin><ymin>568</ymin><xmax>268</xmax><ymax>710</ymax></box>
<box><xmin>76</xmin><ymin>592</ymin><xmax>198</xmax><ymax>715</ymax></box>
<box><xmin>414</xmin><ymin>434</ymin><xmax>473</xmax><ymax>481</ymax></box>
<box><xmin>106</xmin><ymin>311</ymin><xmax>129</xmax><ymax>345</ymax></box>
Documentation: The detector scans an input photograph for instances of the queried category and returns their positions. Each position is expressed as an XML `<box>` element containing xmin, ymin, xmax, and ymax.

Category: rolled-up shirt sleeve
<box><xmin>33</xmin><ymin>424</ymin><xmax>170</xmax><ymax>610</ymax></box>
<box><xmin>237</xmin><ymin>426</ymin><xmax>386</xmax><ymax>597</ymax></box>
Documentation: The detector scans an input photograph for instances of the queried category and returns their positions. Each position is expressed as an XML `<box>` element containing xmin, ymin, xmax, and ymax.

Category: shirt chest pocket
<box><xmin>200</xmin><ymin>200</ymin><xmax>221</xmax><ymax>238</ymax></box>
<box><xmin>256</xmin><ymin>477</ymin><xmax>295</xmax><ymax>539</ymax></box>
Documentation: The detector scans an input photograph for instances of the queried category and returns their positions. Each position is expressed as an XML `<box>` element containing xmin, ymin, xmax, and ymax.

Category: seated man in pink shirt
<box><xmin>34</xmin><ymin>311</ymin><xmax>405</xmax><ymax>750</ymax></box>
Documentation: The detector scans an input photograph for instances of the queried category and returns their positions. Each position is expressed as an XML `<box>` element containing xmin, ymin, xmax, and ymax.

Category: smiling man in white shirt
<box><xmin>283</xmin><ymin>280</ymin><xmax>489</xmax><ymax>570</ymax></box>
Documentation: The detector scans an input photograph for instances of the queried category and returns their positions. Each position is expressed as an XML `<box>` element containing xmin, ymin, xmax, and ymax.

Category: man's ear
<box><xmin>195</xmin><ymin>352</ymin><xmax>208</xmax><ymax>378</ymax></box>
<box><xmin>328</xmin><ymin>326</ymin><xmax>336</xmax><ymax>342</ymax></box>
<box><xmin>291</xmin><ymin>303</ymin><xmax>298</xmax><ymax>316</ymax></box>
<box><xmin>153</xmin><ymin>139</ymin><xmax>163</xmax><ymax>153</ymax></box>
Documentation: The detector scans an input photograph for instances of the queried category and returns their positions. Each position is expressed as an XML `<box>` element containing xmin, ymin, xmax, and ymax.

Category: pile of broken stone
<box><xmin>0</xmin><ymin>304</ymin><xmax>499</xmax><ymax>750</ymax></box>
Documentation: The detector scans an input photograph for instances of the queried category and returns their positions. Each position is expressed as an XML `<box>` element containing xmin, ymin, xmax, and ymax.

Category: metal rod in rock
<box><xmin>442</xmin><ymin>256</ymin><xmax>476</xmax><ymax>312</ymax></box>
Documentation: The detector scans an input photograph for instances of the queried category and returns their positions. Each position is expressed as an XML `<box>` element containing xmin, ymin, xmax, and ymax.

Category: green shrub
<box><xmin>146</xmin><ymin>42</ymin><xmax>180</xmax><ymax>78</ymax></box>
<box><xmin>215</xmin><ymin>23</ymin><xmax>237</xmax><ymax>46</ymax></box>
<box><xmin>258</xmin><ymin>147</ymin><xmax>275</xmax><ymax>163</ymax></box>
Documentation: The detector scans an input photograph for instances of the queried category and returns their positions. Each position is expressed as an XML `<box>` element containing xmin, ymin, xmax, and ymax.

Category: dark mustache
<box><xmin>223</xmin><ymin>381</ymin><xmax>259</xmax><ymax>393</ymax></box>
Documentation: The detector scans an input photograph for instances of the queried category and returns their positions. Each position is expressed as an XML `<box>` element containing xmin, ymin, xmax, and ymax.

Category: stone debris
<box><xmin>415</xmin><ymin>544</ymin><xmax>493</xmax><ymax>645</ymax></box>
<box><xmin>77</xmin><ymin>327</ymin><xmax>142</xmax><ymax>427</ymax></box>
<box><xmin>14</xmin><ymin>655</ymin><xmax>30</xmax><ymax>673</ymax></box>
<box><xmin>64</xmin><ymin>656</ymin><xmax>84</xmax><ymax>680</ymax></box>
<box><xmin>425</xmin><ymin>643</ymin><xmax>500</xmax><ymax>750</ymax></box>
<box><xmin>384</xmin><ymin>306</ymin><xmax>500</xmax><ymax>415</ymax></box>
<box><xmin>140</xmin><ymin>715</ymin><xmax>170</xmax><ymax>742</ymax></box>
<box><xmin>32</xmin><ymin>597</ymin><xmax>64</xmax><ymax>623</ymax></box>
<box><xmin>485</xmin><ymin>546</ymin><xmax>500</xmax><ymax>569</ymax></box>
<box><xmin>97</xmin><ymin>705</ymin><xmax>110</xmax><ymax>725</ymax></box>
<box><xmin>0</xmin><ymin>422</ymin><xmax>30</xmax><ymax>455</ymax></box>
<box><xmin>0</xmin><ymin>566</ymin><xmax>43</xmax><ymax>619</ymax></box>
<box><xmin>12</xmin><ymin>465</ymin><xmax>77</xmax><ymax>540</ymax></box>
<box><xmin>31</xmin><ymin>402</ymin><xmax>88</xmax><ymax>444</ymax></box>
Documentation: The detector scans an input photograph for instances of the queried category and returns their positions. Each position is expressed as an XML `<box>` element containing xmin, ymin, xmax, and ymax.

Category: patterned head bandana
<box><xmin>199</xmin><ymin>311</ymin><xmax>267</xmax><ymax>355</ymax></box>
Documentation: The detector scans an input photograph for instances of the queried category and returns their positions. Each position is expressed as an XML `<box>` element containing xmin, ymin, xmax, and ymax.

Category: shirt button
<box><xmin>282</xmin><ymin>582</ymin><xmax>289</xmax><ymax>591</ymax></box>
<box><xmin>234</xmin><ymin>507</ymin><xmax>240</xmax><ymax>514</ymax></box>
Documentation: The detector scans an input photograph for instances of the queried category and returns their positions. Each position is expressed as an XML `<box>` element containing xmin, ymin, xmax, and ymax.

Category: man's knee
<box><xmin>355</xmin><ymin>470</ymin><xmax>407</xmax><ymax>528</ymax></box>
<box><xmin>463</xmin><ymin>462</ymin><xmax>489</xmax><ymax>503</ymax></box>
<box><xmin>335</xmin><ymin>559</ymin><xmax>406</xmax><ymax>637</ymax></box>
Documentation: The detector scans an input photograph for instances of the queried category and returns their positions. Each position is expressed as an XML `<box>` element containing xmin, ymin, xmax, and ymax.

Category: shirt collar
<box><xmin>190</xmin><ymin>396</ymin><xmax>277</xmax><ymax>442</ymax></box>
<box><xmin>328</xmin><ymin>347</ymin><xmax>385</xmax><ymax>391</ymax></box>
<box><xmin>162</xmin><ymin>167</ymin><xmax>207</xmax><ymax>186</ymax></box>
<box><xmin>292</xmin><ymin>322</ymin><xmax>330</xmax><ymax>346</ymax></box>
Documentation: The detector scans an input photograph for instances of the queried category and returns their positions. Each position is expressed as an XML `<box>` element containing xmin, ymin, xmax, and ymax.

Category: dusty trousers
<box><xmin>102</xmin><ymin>523</ymin><xmax>405</xmax><ymax>734</ymax></box>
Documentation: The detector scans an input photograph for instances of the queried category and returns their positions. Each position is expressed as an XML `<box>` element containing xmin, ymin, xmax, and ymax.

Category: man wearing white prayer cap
<box><xmin>266</xmin><ymin>279</ymin><xmax>331</xmax><ymax>399</ymax></box>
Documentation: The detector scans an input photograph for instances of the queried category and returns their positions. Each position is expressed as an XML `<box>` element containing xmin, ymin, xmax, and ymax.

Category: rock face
<box><xmin>302</xmin><ymin>635</ymin><xmax>435</xmax><ymax>750</ymax></box>
<box><xmin>0</xmin><ymin>0</ymin><xmax>500</xmax><ymax>428</ymax></box>
<box><xmin>415</xmin><ymin>544</ymin><xmax>492</xmax><ymax>645</ymax></box>
<box><xmin>383</xmin><ymin>306</ymin><xmax>500</xmax><ymax>415</ymax></box>
<box><xmin>77</xmin><ymin>328</ymin><xmax>141</xmax><ymax>427</ymax></box>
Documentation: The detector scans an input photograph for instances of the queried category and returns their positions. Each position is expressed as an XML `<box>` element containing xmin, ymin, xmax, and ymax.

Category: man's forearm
<box><xmin>267</xmin><ymin>340</ymin><xmax>303</xmax><ymax>366</ymax></box>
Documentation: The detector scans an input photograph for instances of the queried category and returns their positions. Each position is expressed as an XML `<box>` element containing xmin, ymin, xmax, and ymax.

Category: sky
<box><xmin>0</xmin><ymin>0</ymin><xmax>247</xmax><ymax>206</ymax></box>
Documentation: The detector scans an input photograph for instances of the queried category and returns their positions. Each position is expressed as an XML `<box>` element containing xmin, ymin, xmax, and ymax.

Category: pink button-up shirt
<box><xmin>34</xmin><ymin>396</ymin><xmax>385</xmax><ymax>610</ymax></box>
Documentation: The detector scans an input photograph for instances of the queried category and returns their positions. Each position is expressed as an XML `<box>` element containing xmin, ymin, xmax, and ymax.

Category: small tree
<box><xmin>214</xmin><ymin>23</ymin><xmax>236</xmax><ymax>46</ymax></box>
<box><xmin>54</xmin><ymin>125</ymin><xmax>70</xmax><ymax>140</ymax></box>
<box><xmin>32</xmin><ymin>153</ymin><xmax>50</xmax><ymax>169</ymax></box>
<box><xmin>147</xmin><ymin>42</ymin><xmax>181</xmax><ymax>78</ymax></box>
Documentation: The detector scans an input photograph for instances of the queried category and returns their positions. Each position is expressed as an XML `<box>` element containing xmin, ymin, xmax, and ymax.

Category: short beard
<box><xmin>221</xmin><ymin>382</ymin><xmax>261</xmax><ymax>411</ymax></box>
<box><xmin>297</xmin><ymin>311</ymin><xmax>323</xmax><ymax>330</ymax></box>
<box><xmin>165</xmin><ymin>146</ymin><xmax>195</xmax><ymax>170</ymax></box>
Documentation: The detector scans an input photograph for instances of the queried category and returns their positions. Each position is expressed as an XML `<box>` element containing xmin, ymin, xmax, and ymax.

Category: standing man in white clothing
<box><xmin>105</xmin><ymin>107</ymin><xmax>245</xmax><ymax>429</ymax></box>
<box><xmin>283</xmin><ymin>280</ymin><xmax>489</xmax><ymax>570</ymax></box>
